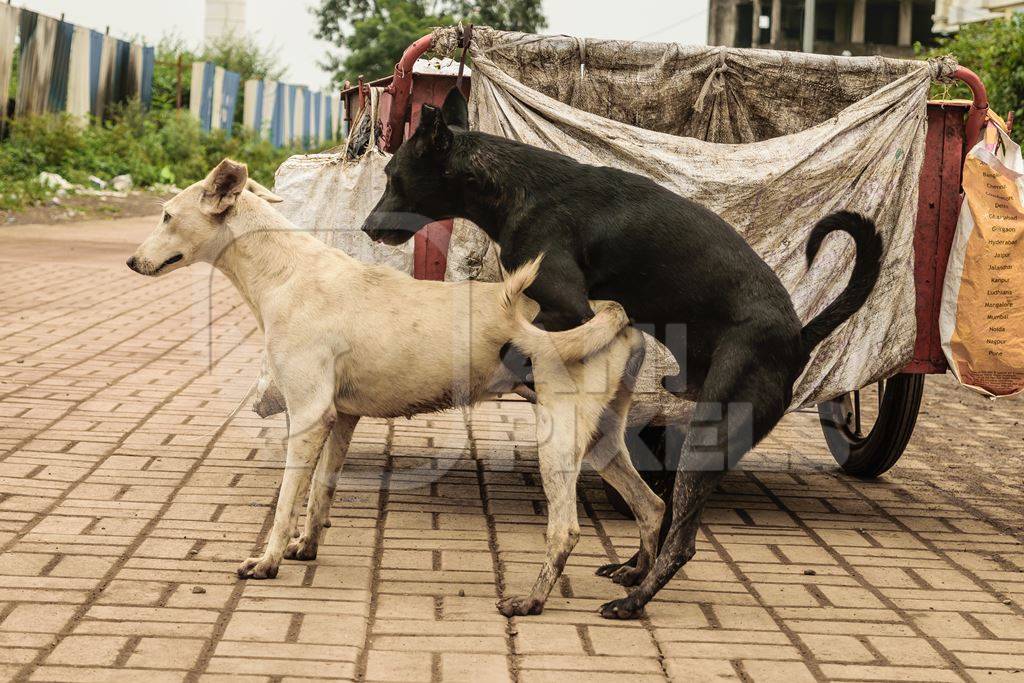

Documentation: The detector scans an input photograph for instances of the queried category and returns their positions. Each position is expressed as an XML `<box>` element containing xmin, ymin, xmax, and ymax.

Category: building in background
<box><xmin>707</xmin><ymin>0</ymin><xmax>937</xmax><ymax>56</ymax></box>
<box><xmin>933</xmin><ymin>0</ymin><xmax>1024</xmax><ymax>31</ymax></box>
<box><xmin>205</xmin><ymin>0</ymin><xmax>246</xmax><ymax>43</ymax></box>
<box><xmin>707</xmin><ymin>0</ymin><xmax>1024</xmax><ymax>56</ymax></box>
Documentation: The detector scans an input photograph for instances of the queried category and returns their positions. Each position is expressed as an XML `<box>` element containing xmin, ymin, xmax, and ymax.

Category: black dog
<box><xmin>363</xmin><ymin>88</ymin><xmax>883</xmax><ymax>619</ymax></box>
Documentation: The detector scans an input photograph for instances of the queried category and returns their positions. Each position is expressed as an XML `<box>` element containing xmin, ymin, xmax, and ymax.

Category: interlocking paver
<box><xmin>0</xmin><ymin>216</ymin><xmax>1021</xmax><ymax>682</ymax></box>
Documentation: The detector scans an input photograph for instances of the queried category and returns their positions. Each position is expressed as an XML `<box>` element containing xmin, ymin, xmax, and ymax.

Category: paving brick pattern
<box><xmin>0</xmin><ymin>217</ymin><xmax>1021</xmax><ymax>682</ymax></box>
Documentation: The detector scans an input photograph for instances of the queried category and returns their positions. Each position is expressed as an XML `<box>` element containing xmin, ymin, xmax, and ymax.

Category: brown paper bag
<box><xmin>940</xmin><ymin>119</ymin><xmax>1024</xmax><ymax>397</ymax></box>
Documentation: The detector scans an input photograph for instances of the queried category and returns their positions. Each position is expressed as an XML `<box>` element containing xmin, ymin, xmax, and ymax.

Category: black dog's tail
<box><xmin>801</xmin><ymin>211</ymin><xmax>884</xmax><ymax>355</ymax></box>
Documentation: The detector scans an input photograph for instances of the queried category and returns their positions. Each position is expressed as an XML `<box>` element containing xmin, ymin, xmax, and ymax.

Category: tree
<box><xmin>923</xmin><ymin>16</ymin><xmax>1024</xmax><ymax>144</ymax></box>
<box><xmin>201</xmin><ymin>34</ymin><xmax>288</xmax><ymax>84</ymax></box>
<box><xmin>452</xmin><ymin>0</ymin><xmax>547</xmax><ymax>33</ymax></box>
<box><xmin>312</xmin><ymin>0</ymin><xmax>546</xmax><ymax>86</ymax></box>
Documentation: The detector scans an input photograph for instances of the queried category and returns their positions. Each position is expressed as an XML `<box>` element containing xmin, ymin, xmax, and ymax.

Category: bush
<box><xmin>0</xmin><ymin>102</ymin><xmax>313</xmax><ymax>211</ymax></box>
<box><xmin>922</xmin><ymin>16</ymin><xmax>1024</xmax><ymax>144</ymax></box>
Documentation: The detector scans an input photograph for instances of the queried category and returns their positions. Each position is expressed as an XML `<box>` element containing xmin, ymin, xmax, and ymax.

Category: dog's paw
<box><xmin>595</xmin><ymin>560</ymin><xmax>632</xmax><ymax>578</ymax></box>
<box><xmin>236</xmin><ymin>555</ymin><xmax>280</xmax><ymax>579</ymax></box>
<box><xmin>599</xmin><ymin>596</ymin><xmax>645</xmax><ymax>620</ymax></box>
<box><xmin>610</xmin><ymin>565</ymin><xmax>647</xmax><ymax>587</ymax></box>
<box><xmin>496</xmin><ymin>595</ymin><xmax>544</xmax><ymax>617</ymax></box>
<box><xmin>284</xmin><ymin>535</ymin><xmax>319</xmax><ymax>561</ymax></box>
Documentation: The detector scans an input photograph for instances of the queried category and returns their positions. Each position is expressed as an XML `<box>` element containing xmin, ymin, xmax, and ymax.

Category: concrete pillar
<box><xmin>770</xmin><ymin>0</ymin><xmax>782</xmax><ymax>45</ymax></box>
<box><xmin>835</xmin><ymin>0</ymin><xmax>851</xmax><ymax>44</ymax></box>
<box><xmin>802</xmin><ymin>0</ymin><xmax>816</xmax><ymax>52</ymax></box>
<box><xmin>851</xmin><ymin>0</ymin><xmax>866</xmax><ymax>43</ymax></box>
<box><xmin>752</xmin><ymin>0</ymin><xmax>762</xmax><ymax>46</ymax></box>
<box><xmin>711</xmin><ymin>0</ymin><xmax>739</xmax><ymax>46</ymax></box>
<box><xmin>708</xmin><ymin>0</ymin><xmax>720</xmax><ymax>44</ymax></box>
<box><xmin>724</xmin><ymin>0</ymin><xmax>738</xmax><ymax>47</ymax></box>
<box><xmin>898</xmin><ymin>0</ymin><xmax>913</xmax><ymax>46</ymax></box>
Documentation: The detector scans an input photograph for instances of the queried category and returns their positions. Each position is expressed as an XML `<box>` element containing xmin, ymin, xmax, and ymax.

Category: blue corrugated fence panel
<box><xmin>254</xmin><ymin>79</ymin><xmax>265</xmax><ymax>132</ymax></box>
<box><xmin>88</xmin><ymin>30</ymin><xmax>103</xmax><ymax>115</ymax></box>
<box><xmin>199</xmin><ymin>62</ymin><xmax>215</xmax><ymax>132</ymax></box>
<box><xmin>47</xmin><ymin>20</ymin><xmax>74</xmax><ymax>112</ymax></box>
<box><xmin>140</xmin><ymin>46</ymin><xmax>155</xmax><ymax>110</ymax></box>
<box><xmin>220</xmin><ymin>70</ymin><xmax>240</xmax><ymax>137</ymax></box>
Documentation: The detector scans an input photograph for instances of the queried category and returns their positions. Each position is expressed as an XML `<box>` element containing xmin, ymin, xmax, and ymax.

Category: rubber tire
<box><xmin>817</xmin><ymin>373</ymin><xmax>926</xmax><ymax>478</ymax></box>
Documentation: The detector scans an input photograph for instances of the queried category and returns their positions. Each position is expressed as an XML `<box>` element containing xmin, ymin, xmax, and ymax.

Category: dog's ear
<box><xmin>246</xmin><ymin>178</ymin><xmax>283</xmax><ymax>203</ymax></box>
<box><xmin>415</xmin><ymin>104</ymin><xmax>453</xmax><ymax>158</ymax></box>
<box><xmin>201</xmin><ymin>159</ymin><xmax>249</xmax><ymax>215</ymax></box>
<box><xmin>441</xmin><ymin>87</ymin><xmax>468</xmax><ymax>130</ymax></box>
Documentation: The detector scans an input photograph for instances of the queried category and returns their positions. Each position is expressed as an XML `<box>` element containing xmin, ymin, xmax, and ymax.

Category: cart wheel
<box><xmin>817</xmin><ymin>373</ymin><xmax>925</xmax><ymax>478</ymax></box>
<box><xmin>603</xmin><ymin>425</ymin><xmax>676</xmax><ymax>519</ymax></box>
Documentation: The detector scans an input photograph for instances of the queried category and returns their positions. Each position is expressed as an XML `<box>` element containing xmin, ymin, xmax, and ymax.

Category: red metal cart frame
<box><xmin>340</xmin><ymin>35</ymin><xmax>991</xmax><ymax>476</ymax></box>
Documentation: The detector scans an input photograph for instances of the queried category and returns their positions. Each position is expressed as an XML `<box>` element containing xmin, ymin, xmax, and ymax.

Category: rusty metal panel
<box><xmin>930</xmin><ymin>106</ymin><xmax>966</xmax><ymax>365</ymax></box>
<box><xmin>377</xmin><ymin>91</ymin><xmax>393</xmax><ymax>141</ymax></box>
<box><xmin>905</xmin><ymin>105</ymin><xmax>947</xmax><ymax>373</ymax></box>
<box><xmin>408</xmin><ymin>73</ymin><xmax>462</xmax><ymax>280</ymax></box>
<box><xmin>904</xmin><ymin>103</ymin><xmax>967</xmax><ymax>374</ymax></box>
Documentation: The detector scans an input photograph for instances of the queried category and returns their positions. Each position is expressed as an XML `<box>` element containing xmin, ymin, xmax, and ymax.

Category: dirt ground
<box><xmin>0</xmin><ymin>190</ymin><xmax>173</xmax><ymax>227</ymax></box>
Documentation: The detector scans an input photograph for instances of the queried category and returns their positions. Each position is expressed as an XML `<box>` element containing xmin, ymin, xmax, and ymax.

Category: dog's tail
<box><xmin>801</xmin><ymin>211</ymin><xmax>884</xmax><ymax>355</ymax></box>
<box><xmin>500</xmin><ymin>255</ymin><xmax>631</xmax><ymax>362</ymax></box>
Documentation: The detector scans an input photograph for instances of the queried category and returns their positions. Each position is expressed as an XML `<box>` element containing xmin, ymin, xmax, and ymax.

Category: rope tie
<box><xmin>694</xmin><ymin>50</ymin><xmax>733</xmax><ymax>113</ymax></box>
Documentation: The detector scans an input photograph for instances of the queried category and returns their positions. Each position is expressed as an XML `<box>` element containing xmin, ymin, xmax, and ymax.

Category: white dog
<box><xmin>127</xmin><ymin>159</ymin><xmax>664</xmax><ymax>616</ymax></box>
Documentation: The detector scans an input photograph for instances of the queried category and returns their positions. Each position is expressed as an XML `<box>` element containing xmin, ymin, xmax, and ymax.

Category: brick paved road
<box><xmin>0</xmin><ymin>216</ymin><xmax>1021</xmax><ymax>682</ymax></box>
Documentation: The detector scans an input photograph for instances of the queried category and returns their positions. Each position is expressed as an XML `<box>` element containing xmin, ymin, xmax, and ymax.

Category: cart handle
<box><xmin>951</xmin><ymin>67</ymin><xmax>988</xmax><ymax>147</ymax></box>
<box><xmin>382</xmin><ymin>33</ymin><xmax>435</xmax><ymax>152</ymax></box>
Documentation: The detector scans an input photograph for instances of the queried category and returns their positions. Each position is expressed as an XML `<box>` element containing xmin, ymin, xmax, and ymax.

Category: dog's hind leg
<box><xmin>584</xmin><ymin>354</ymin><xmax>664</xmax><ymax>586</ymax></box>
<box><xmin>238</xmin><ymin>396</ymin><xmax>335</xmax><ymax>580</ymax></box>
<box><xmin>286</xmin><ymin>414</ymin><xmax>359</xmax><ymax>561</ymax></box>
<box><xmin>596</xmin><ymin>425</ymin><xmax>675</xmax><ymax>579</ymax></box>
<box><xmin>599</xmin><ymin>334</ymin><xmax>794</xmax><ymax>619</ymax></box>
<box><xmin>588</xmin><ymin>396</ymin><xmax>665</xmax><ymax>588</ymax></box>
<box><xmin>497</xmin><ymin>402</ymin><xmax>584</xmax><ymax>617</ymax></box>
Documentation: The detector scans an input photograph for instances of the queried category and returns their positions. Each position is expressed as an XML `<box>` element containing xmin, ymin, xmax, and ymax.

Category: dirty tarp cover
<box><xmin>434</xmin><ymin>26</ymin><xmax>956</xmax><ymax>413</ymax></box>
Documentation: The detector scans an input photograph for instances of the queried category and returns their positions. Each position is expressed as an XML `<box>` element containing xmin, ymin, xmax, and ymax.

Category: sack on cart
<box><xmin>273</xmin><ymin>86</ymin><xmax>414</xmax><ymax>274</ymax></box>
<box><xmin>940</xmin><ymin>115</ymin><xmax>1024</xmax><ymax>397</ymax></box>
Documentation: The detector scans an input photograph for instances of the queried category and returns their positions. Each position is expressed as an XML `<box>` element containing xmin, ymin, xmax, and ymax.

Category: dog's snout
<box><xmin>126</xmin><ymin>256</ymin><xmax>141</xmax><ymax>273</ymax></box>
<box><xmin>361</xmin><ymin>213</ymin><xmax>382</xmax><ymax>234</ymax></box>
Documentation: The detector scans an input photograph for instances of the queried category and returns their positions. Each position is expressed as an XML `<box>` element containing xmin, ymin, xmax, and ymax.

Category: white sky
<box><xmin>15</xmin><ymin>0</ymin><xmax>707</xmax><ymax>89</ymax></box>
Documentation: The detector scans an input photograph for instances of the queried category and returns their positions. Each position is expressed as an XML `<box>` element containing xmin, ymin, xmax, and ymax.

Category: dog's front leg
<box><xmin>285</xmin><ymin>414</ymin><xmax>359</xmax><ymax>561</ymax></box>
<box><xmin>238</xmin><ymin>401</ymin><xmax>335</xmax><ymax>579</ymax></box>
<box><xmin>497</xmin><ymin>403</ymin><xmax>582</xmax><ymax>617</ymax></box>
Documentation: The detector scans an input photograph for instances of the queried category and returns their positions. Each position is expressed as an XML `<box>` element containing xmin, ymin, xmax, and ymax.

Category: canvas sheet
<box><xmin>273</xmin><ymin>87</ymin><xmax>414</xmax><ymax>274</ymax></box>
<box><xmin>432</xmin><ymin>27</ymin><xmax>957</xmax><ymax>410</ymax></box>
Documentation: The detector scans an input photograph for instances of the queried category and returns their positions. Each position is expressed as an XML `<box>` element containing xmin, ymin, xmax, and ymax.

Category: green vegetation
<box><xmin>2</xmin><ymin>31</ymin><xmax>305</xmax><ymax>213</ymax></box>
<box><xmin>0</xmin><ymin>103</ymin><xmax>308</xmax><ymax>211</ymax></box>
<box><xmin>312</xmin><ymin>0</ymin><xmax>546</xmax><ymax>86</ymax></box>
<box><xmin>923</xmin><ymin>15</ymin><xmax>1024</xmax><ymax>144</ymax></box>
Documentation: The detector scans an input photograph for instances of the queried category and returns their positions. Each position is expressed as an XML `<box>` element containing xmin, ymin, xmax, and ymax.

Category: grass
<box><xmin>0</xmin><ymin>102</ymin><xmax>324</xmax><ymax>212</ymax></box>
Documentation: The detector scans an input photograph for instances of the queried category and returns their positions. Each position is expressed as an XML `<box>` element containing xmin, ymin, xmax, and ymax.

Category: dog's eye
<box><xmin>162</xmin><ymin>212</ymin><xmax>172</xmax><ymax>223</ymax></box>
